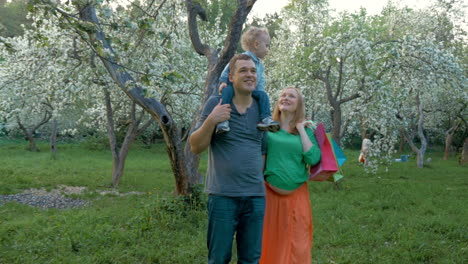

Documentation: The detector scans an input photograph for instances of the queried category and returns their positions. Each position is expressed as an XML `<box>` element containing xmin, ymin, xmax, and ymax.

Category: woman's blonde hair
<box><xmin>272</xmin><ymin>87</ymin><xmax>306</xmax><ymax>134</ymax></box>
<box><xmin>241</xmin><ymin>27</ymin><xmax>270</xmax><ymax>51</ymax></box>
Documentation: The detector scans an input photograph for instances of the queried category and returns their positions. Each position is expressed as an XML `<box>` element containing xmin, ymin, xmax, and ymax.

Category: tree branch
<box><xmin>338</xmin><ymin>93</ymin><xmax>360</xmax><ymax>104</ymax></box>
<box><xmin>186</xmin><ymin>0</ymin><xmax>210</xmax><ymax>56</ymax></box>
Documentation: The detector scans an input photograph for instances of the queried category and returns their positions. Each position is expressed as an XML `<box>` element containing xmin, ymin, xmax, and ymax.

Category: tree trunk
<box><xmin>317</xmin><ymin>63</ymin><xmax>360</xmax><ymax>146</ymax></box>
<box><xmin>416</xmin><ymin>94</ymin><xmax>427</xmax><ymax>168</ymax></box>
<box><xmin>331</xmin><ymin>106</ymin><xmax>342</xmax><ymax>145</ymax></box>
<box><xmin>444</xmin><ymin>132</ymin><xmax>454</xmax><ymax>160</ymax></box>
<box><xmin>403</xmin><ymin>93</ymin><xmax>426</xmax><ymax>168</ymax></box>
<box><xmin>17</xmin><ymin>120</ymin><xmax>39</xmax><ymax>152</ymax></box>
<box><xmin>26</xmin><ymin>132</ymin><xmax>39</xmax><ymax>152</ymax></box>
<box><xmin>111</xmin><ymin>108</ymin><xmax>149</xmax><ymax>187</ymax></box>
<box><xmin>103</xmin><ymin>87</ymin><xmax>122</xmax><ymax>187</ymax></box>
<box><xmin>399</xmin><ymin>129</ymin><xmax>405</xmax><ymax>152</ymax></box>
<box><xmin>16</xmin><ymin>111</ymin><xmax>52</xmax><ymax>152</ymax></box>
<box><xmin>443</xmin><ymin>124</ymin><xmax>459</xmax><ymax>160</ymax></box>
<box><xmin>112</xmin><ymin>157</ymin><xmax>125</xmax><ymax>187</ymax></box>
<box><xmin>50</xmin><ymin>119</ymin><xmax>58</xmax><ymax>159</ymax></box>
<box><xmin>460</xmin><ymin>137</ymin><xmax>468</xmax><ymax>165</ymax></box>
<box><xmin>111</xmin><ymin>126</ymin><xmax>137</xmax><ymax>187</ymax></box>
<box><xmin>103</xmin><ymin>87</ymin><xmax>153</xmax><ymax>188</ymax></box>
<box><xmin>416</xmin><ymin>150</ymin><xmax>424</xmax><ymax>168</ymax></box>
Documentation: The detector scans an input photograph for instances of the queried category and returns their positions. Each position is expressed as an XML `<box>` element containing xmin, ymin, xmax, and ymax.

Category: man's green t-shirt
<box><xmin>264</xmin><ymin>128</ymin><xmax>321</xmax><ymax>191</ymax></box>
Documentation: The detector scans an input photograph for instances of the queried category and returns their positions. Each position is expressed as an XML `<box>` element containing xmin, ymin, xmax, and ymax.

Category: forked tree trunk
<box><xmin>16</xmin><ymin>111</ymin><xmax>52</xmax><ymax>152</ymax></box>
<box><xmin>315</xmin><ymin>63</ymin><xmax>360</xmax><ymax>146</ymax></box>
<box><xmin>17</xmin><ymin>119</ymin><xmax>39</xmax><ymax>152</ymax></box>
<box><xmin>111</xmin><ymin>115</ymin><xmax>152</xmax><ymax>188</ymax></box>
<box><xmin>110</xmin><ymin>126</ymin><xmax>138</xmax><ymax>188</ymax></box>
<box><xmin>103</xmin><ymin>87</ymin><xmax>153</xmax><ymax>188</ymax></box>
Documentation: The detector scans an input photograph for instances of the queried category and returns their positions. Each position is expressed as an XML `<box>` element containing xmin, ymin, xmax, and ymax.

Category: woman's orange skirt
<box><xmin>260</xmin><ymin>182</ymin><xmax>313</xmax><ymax>264</ymax></box>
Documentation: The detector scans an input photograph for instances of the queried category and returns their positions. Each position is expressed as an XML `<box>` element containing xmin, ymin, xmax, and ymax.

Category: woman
<box><xmin>260</xmin><ymin>87</ymin><xmax>321</xmax><ymax>264</ymax></box>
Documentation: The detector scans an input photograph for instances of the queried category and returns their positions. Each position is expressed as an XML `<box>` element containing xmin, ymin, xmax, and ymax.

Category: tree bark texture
<box><xmin>460</xmin><ymin>137</ymin><xmax>468</xmax><ymax>165</ymax></box>
<box><xmin>103</xmin><ymin>87</ymin><xmax>153</xmax><ymax>188</ymax></box>
<box><xmin>16</xmin><ymin>111</ymin><xmax>52</xmax><ymax>152</ymax></box>
<box><xmin>50</xmin><ymin>119</ymin><xmax>58</xmax><ymax>159</ymax></box>
<box><xmin>399</xmin><ymin>129</ymin><xmax>405</xmax><ymax>153</ymax></box>
<box><xmin>443</xmin><ymin>124</ymin><xmax>459</xmax><ymax>160</ymax></box>
<box><xmin>403</xmin><ymin>93</ymin><xmax>427</xmax><ymax>168</ymax></box>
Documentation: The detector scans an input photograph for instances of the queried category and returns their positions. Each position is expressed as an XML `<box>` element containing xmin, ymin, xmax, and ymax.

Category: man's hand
<box><xmin>189</xmin><ymin>99</ymin><xmax>231</xmax><ymax>154</ymax></box>
<box><xmin>208</xmin><ymin>99</ymin><xmax>231</xmax><ymax>124</ymax></box>
<box><xmin>218</xmin><ymin>82</ymin><xmax>227</xmax><ymax>94</ymax></box>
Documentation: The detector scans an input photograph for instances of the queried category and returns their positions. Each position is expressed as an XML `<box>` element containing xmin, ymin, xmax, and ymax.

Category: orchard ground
<box><xmin>0</xmin><ymin>139</ymin><xmax>466</xmax><ymax>263</ymax></box>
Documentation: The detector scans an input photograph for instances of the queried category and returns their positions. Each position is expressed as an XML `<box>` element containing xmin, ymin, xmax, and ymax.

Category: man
<box><xmin>190</xmin><ymin>54</ymin><xmax>266</xmax><ymax>264</ymax></box>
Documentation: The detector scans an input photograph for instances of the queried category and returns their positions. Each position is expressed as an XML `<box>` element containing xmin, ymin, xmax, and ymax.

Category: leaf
<box><xmin>141</xmin><ymin>74</ymin><xmax>151</xmax><ymax>86</ymax></box>
<box><xmin>162</xmin><ymin>71</ymin><xmax>182</xmax><ymax>83</ymax></box>
<box><xmin>27</xmin><ymin>3</ymin><xmax>36</xmax><ymax>13</ymax></box>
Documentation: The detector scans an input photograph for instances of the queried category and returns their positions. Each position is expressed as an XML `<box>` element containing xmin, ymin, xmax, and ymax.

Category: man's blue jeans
<box><xmin>207</xmin><ymin>195</ymin><xmax>266</xmax><ymax>264</ymax></box>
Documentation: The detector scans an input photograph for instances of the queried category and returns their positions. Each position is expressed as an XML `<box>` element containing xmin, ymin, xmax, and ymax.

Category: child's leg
<box><xmin>253</xmin><ymin>90</ymin><xmax>279</xmax><ymax>132</ymax></box>
<box><xmin>252</xmin><ymin>90</ymin><xmax>271</xmax><ymax>120</ymax></box>
<box><xmin>216</xmin><ymin>85</ymin><xmax>234</xmax><ymax>134</ymax></box>
<box><xmin>221</xmin><ymin>85</ymin><xmax>234</xmax><ymax>105</ymax></box>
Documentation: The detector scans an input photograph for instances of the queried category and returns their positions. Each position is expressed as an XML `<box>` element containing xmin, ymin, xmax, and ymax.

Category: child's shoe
<box><xmin>257</xmin><ymin>117</ymin><xmax>280</xmax><ymax>132</ymax></box>
<box><xmin>216</xmin><ymin>121</ymin><xmax>230</xmax><ymax>134</ymax></box>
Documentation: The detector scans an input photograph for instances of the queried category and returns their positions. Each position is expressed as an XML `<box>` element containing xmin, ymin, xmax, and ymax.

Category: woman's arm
<box><xmin>296</xmin><ymin>121</ymin><xmax>313</xmax><ymax>152</ymax></box>
<box><xmin>302</xmin><ymin>124</ymin><xmax>321</xmax><ymax>166</ymax></box>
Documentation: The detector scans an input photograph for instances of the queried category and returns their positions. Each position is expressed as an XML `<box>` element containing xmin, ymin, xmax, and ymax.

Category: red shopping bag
<box><xmin>309</xmin><ymin>123</ymin><xmax>339</xmax><ymax>181</ymax></box>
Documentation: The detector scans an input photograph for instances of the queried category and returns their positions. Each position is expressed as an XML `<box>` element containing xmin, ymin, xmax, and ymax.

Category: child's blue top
<box><xmin>219</xmin><ymin>50</ymin><xmax>266</xmax><ymax>92</ymax></box>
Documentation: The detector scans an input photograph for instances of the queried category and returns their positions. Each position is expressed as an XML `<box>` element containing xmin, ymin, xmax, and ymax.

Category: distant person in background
<box><xmin>360</xmin><ymin>136</ymin><xmax>371</xmax><ymax>166</ymax></box>
<box><xmin>260</xmin><ymin>87</ymin><xmax>321</xmax><ymax>264</ymax></box>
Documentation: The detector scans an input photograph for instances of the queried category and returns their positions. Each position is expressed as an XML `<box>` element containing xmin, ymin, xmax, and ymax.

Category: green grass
<box><xmin>311</xmin><ymin>152</ymin><xmax>467</xmax><ymax>264</ymax></box>
<box><xmin>0</xmin><ymin>139</ymin><xmax>467</xmax><ymax>263</ymax></box>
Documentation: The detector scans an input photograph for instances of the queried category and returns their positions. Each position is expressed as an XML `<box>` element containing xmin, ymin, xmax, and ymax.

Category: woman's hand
<box><xmin>296</xmin><ymin>120</ymin><xmax>316</xmax><ymax>131</ymax></box>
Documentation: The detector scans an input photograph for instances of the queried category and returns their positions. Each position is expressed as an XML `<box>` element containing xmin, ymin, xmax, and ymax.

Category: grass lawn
<box><xmin>0</xmin><ymin>139</ymin><xmax>466</xmax><ymax>263</ymax></box>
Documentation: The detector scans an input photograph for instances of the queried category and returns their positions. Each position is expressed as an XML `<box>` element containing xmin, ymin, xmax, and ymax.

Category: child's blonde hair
<box><xmin>241</xmin><ymin>27</ymin><xmax>270</xmax><ymax>51</ymax></box>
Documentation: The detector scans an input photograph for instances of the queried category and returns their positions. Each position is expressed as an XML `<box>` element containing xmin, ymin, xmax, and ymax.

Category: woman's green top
<box><xmin>264</xmin><ymin>128</ymin><xmax>321</xmax><ymax>191</ymax></box>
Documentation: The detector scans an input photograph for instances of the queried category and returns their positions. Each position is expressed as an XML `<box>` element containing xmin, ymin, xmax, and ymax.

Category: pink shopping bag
<box><xmin>309</xmin><ymin>123</ymin><xmax>339</xmax><ymax>181</ymax></box>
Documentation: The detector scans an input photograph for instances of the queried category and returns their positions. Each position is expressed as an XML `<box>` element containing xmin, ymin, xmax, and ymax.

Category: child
<box><xmin>216</xmin><ymin>27</ymin><xmax>279</xmax><ymax>134</ymax></box>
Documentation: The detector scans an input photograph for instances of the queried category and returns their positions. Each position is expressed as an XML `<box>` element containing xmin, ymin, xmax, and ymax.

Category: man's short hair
<box><xmin>229</xmin><ymin>54</ymin><xmax>254</xmax><ymax>73</ymax></box>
